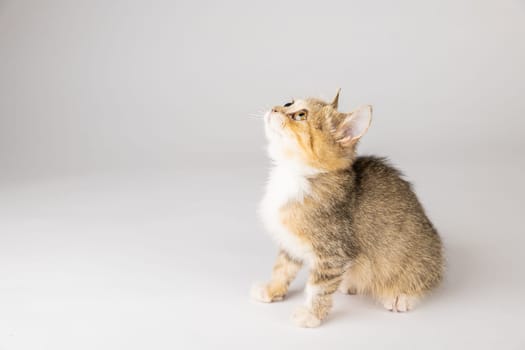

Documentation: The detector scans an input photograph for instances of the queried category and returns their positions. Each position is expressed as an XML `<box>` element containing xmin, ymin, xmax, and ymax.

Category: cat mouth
<box><xmin>264</xmin><ymin>111</ymin><xmax>271</xmax><ymax>124</ymax></box>
<box><xmin>265</xmin><ymin>112</ymin><xmax>286</xmax><ymax>140</ymax></box>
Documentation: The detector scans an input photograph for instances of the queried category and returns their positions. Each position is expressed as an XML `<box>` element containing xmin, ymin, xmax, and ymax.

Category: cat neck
<box><xmin>270</xmin><ymin>159</ymin><xmax>324</xmax><ymax>177</ymax></box>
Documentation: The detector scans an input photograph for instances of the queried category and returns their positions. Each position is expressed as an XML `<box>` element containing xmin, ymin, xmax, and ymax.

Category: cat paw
<box><xmin>250</xmin><ymin>282</ymin><xmax>283</xmax><ymax>303</ymax></box>
<box><xmin>382</xmin><ymin>294</ymin><xmax>417</xmax><ymax>312</ymax></box>
<box><xmin>291</xmin><ymin>306</ymin><xmax>321</xmax><ymax>328</ymax></box>
<box><xmin>250</xmin><ymin>282</ymin><xmax>272</xmax><ymax>302</ymax></box>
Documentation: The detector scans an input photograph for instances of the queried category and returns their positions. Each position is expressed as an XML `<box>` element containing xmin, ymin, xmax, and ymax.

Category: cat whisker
<box><xmin>248</xmin><ymin>111</ymin><xmax>267</xmax><ymax>119</ymax></box>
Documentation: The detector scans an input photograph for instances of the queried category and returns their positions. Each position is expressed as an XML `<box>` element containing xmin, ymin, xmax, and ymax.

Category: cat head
<box><xmin>264</xmin><ymin>90</ymin><xmax>372</xmax><ymax>171</ymax></box>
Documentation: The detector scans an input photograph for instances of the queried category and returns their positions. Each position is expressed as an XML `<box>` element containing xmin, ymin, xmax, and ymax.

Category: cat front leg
<box><xmin>292</xmin><ymin>260</ymin><xmax>346</xmax><ymax>327</ymax></box>
<box><xmin>251</xmin><ymin>250</ymin><xmax>303</xmax><ymax>303</ymax></box>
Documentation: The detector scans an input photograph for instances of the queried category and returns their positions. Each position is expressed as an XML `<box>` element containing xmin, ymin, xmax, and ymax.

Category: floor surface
<box><xmin>0</xmin><ymin>159</ymin><xmax>524</xmax><ymax>349</ymax></box>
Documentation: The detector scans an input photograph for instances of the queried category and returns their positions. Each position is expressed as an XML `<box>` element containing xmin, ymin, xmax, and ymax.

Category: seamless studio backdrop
<box><xmin>1</xmin><ymin>1</ymin><xmax>524</xmax><ymax>349</ymax></box>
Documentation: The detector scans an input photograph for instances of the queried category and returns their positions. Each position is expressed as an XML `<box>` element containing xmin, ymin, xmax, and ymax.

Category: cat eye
<box><xmin>291</xmin><ymin>110</ymin><xmax>308</xmax><ymax>121</ymax></box>
<box><xmin>284</xmin><ymin>101</ymin><xmax>294</xmax><ymax>107</ymax></box>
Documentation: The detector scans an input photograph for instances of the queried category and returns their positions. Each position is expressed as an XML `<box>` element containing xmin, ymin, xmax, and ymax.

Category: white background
<box><xmin>1</xmin><ymin>0</ymin><xmax>524</xmax><ymax>349</ymax></box>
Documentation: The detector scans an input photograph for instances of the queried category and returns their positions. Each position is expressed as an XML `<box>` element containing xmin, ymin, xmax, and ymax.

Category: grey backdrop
<box><xmin>1</xmin><ymin>1</ymin><xmax>525</xmax><ymax>349</ymax></box>
<box><xmin>2</xmin><ymin>0</ymin><xmax>524</xmax><ymax>178</ymax></box>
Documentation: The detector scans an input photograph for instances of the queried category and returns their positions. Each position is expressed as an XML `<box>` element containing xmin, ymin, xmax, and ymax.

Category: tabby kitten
<box><xmin>251</xmin><ymin>90</ymin><xmax>443</xmax><ymax>327</ymax></box>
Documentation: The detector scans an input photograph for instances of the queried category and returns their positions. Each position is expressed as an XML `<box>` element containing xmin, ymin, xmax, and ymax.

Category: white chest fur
<box><xmin>259</xmin><ymin>164</ymin><xmax>317</xmax><ymax>264</ymax></box>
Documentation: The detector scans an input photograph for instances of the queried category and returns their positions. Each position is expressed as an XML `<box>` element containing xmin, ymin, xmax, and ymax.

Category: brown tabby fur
<box><xmin>252</xmin><ymin>91</ymin><xmax>443</xmax><ymax>327</ymax></box>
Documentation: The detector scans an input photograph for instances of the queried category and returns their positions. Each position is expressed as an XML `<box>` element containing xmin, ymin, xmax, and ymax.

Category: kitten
<box><xmin>251</xmin><ymin>90</ymin><xmax>443</xmax><ymax>327</ymax></box>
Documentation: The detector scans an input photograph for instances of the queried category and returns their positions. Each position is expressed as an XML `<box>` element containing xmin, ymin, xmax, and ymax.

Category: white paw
<box><xmin>382</xmin><ymin>294</ymin><xmax>417</xmax><ymax>312</ymax></box>
<box><xmin>291</xmin><ymin>306</ymin><xmax>321</xmax><ymax>328</ymax></box>
<box><xmin>250</xmin><ymin>282</ymin><xmax>273</xmax><ymax>303</ymax></box>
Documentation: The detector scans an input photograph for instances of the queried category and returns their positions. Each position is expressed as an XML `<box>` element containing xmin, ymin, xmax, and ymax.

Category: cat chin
<box><xmin>265</xmin><ymin>135</ymin><xmax>306</xmax><ymax>167</ymax></box>
<box><xmin>264</xmin><ymin>111</ymin><xmax>285</xmax><ymax>138</ymax></box>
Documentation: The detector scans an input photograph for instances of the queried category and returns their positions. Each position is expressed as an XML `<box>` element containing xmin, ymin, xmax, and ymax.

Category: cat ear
<box><xmin>334</xmin><ymin>105</ymin><xmax>372</xmax><ymax>146</ymax></box>
<box><xmin>331</xmin><ymin>88</ymin><xmax>341</xmax><ymax>109</ymax></box>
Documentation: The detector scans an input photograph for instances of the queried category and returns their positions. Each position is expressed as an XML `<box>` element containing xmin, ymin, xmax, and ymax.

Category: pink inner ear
<box><xmin>338</xmin><ymin>106</ymin><xmax>372</xmax><ymax>144</ymax></box>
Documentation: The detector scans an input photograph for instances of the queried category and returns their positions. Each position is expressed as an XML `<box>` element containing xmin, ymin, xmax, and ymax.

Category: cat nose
<box><xmin>271</xmin><ymin>108</ymin><xmax>278</xmax><ymax>113</ymax></box>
